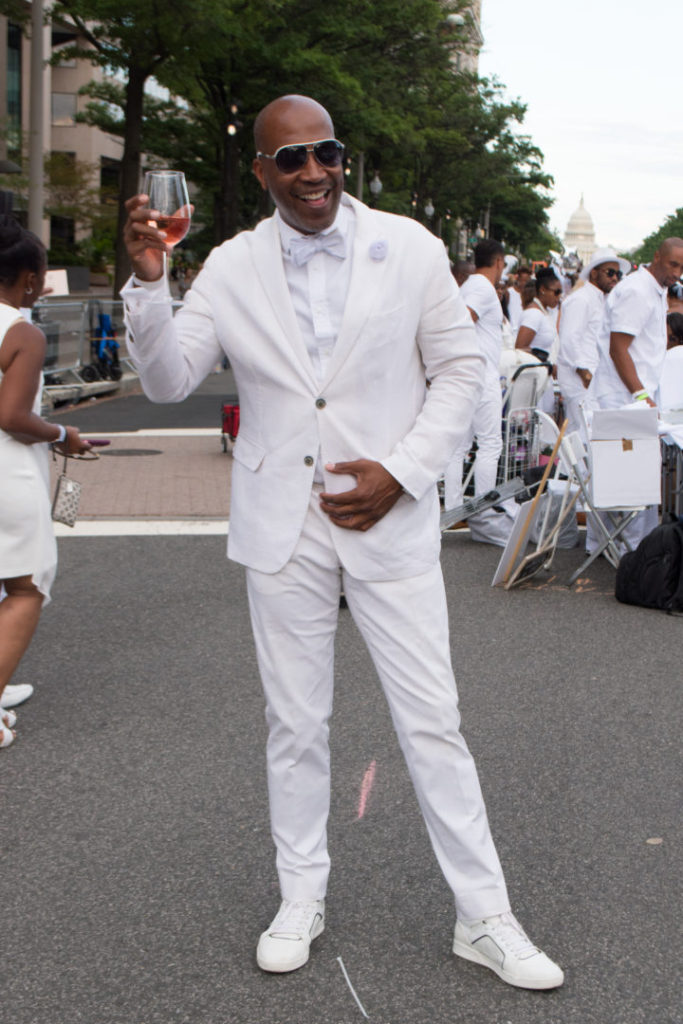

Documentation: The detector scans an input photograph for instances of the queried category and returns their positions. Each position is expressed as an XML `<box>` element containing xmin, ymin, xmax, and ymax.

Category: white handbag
<box><xmin>51</xmin><ymin>453</ymin><xmax>82</xmax><ymax>527</ymax></box>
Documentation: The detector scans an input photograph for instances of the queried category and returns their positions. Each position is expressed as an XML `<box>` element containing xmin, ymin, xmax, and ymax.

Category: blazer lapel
<box><xmin>250</xmin><ymin>216</ymin><xmax>318</xmax><ymax>389</ymax></box>
<box><xmin>321</xmin><ymin>198</ymin><xmax>390</xmax><ymax>387</ymax></box>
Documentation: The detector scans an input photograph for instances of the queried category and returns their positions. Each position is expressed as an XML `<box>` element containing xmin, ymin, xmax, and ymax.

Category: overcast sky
<box><xmin>478</xmin><ymin>0</ymin><xmax>683</xmax><ymax>253</ymax></box>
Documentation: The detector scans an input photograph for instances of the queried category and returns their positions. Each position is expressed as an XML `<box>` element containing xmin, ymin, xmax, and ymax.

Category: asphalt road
<box><xmin>3</xmin><ymin>381</ymin><xmax>681</xmax><ymax>1024</ymax></box>
<box><xmin>53</xmin><ymin>368</ymin><xmax>237</xmax><ymax>433</ymax></box>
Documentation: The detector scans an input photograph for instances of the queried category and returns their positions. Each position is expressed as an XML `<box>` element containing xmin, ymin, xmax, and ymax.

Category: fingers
<box><xmin>319</xmin><ymin>460</ymin><xmax>403</xmax><ymax>531</ymax></box>
<box><xmin>64</xmin><ymin>426</ymin><xmax>91</xmax><ymax>455</ymax></box>
<box><xmin>123</xmin><ymin>193</ymin><xmax>168</xmax><ymax>250</ymax></box>
<box><xmin>319</xmin><ymin>489</ymin><xmax>397</xmax><ymax>532</ymax></box>
<box><xmin>321</xmin><ymin>503</ymin><xmax>380</xmax><ymax>532</ymax></box>
<box><xmin>123</xmin><ymin>194</ymin><xmax>168</xmax><ymax>280</ymax></box>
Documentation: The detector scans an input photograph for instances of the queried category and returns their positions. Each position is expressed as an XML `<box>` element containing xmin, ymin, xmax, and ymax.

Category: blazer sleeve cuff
<box><xmin>379</xmin><ymin>453</ymin><xmax>428</xmax><ymax>501</ymax></box>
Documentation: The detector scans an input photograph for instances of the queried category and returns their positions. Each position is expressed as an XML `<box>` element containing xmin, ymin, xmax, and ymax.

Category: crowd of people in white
<box><xmin>446</xmin><ymin>236</ymin><xmax>683</xmax><ymax>551</ymax></box>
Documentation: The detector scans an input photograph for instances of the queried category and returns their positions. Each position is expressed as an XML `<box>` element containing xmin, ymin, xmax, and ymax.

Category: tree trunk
<box><xmin>113</xmin><ymin>64</ymin><xmax>148</xmax><ymax>297</ymax></box>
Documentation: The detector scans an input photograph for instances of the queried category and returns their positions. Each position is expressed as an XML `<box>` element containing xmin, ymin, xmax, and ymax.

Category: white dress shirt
<box><xmin>277</xmin><ymin>204</ymin><xmax>355</xmax><ymax>480</ymax></box>
<box><xmin>593</xmin><ymin>266</ymin><xmax>668</xmax><ymax>402</ymax></box>
<box><xmin>459</xmin><ymin>272</ymin><xmax>503</xmax><ymax>385</ymax></box>
<box><xmin>276</xmin><ymin>203</ymin><xmax>354</xmax><ymax>386</ymax></box>
<box><xmin>558</xmin><ymin>281</ymin><xmax>606</xmax><ymax>379</ymax></box>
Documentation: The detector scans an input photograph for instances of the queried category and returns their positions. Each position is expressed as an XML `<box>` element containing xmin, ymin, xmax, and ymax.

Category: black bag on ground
<box><xmin>615</xmin><ymin>516</ymin><xmax>683</xmax><ymax>613</ymax></box>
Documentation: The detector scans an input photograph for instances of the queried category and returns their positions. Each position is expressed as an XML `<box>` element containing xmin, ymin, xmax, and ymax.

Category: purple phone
<box><xmin>86</xmin><ymin>439</ymin><xmax>111</xmax><ymax>446</ymax></box>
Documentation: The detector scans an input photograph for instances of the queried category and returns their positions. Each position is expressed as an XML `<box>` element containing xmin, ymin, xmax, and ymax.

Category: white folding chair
<box><xmin>493</xmin><ymin>418</ymin><xmax>582</xmax><ymax>587</ymax></box>
<box><xmin>567</xmin><ymin>406</ymin><xmax>661</xmax><ymax>585</ymax></box>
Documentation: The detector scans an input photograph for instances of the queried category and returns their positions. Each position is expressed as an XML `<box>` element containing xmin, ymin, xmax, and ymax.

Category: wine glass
<box><xmin>143</xmin><ymin>170</ymin><xmax>191</xmax><ymax>248</ymax></box>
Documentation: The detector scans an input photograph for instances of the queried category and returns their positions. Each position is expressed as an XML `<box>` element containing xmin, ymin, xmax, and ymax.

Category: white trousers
<box><xmin>443</xmin><ymin>381</ymin><xmax>502</xmax><ymax>511</ymax></box>
<box><xmin>556</xmin><ymin>367</ymin><xmax>595</xmax><ymax>440</ymax></box>
<box><xmin>245</xmin><ymin>489</ymin><xmax>509</xmax><ymax>920</ymax></box>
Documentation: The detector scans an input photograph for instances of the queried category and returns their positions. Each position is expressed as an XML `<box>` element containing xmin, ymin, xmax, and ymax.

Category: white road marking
<box><xmin>81</xmin><ymin>428</ymin><xmax>221</xmax><ymax>438</ymax></box>
<box><xmin>54</xmin><ymin>520</ymin><xmax>229</xmax><ymax>537</ymax></box>
<box><xmin>336</xmin><ymin>956</ymin><xmax>370</xmax><ymax>1019</ymax></box>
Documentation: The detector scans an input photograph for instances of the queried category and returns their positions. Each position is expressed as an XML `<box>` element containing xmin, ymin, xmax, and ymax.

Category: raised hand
<box><xmin>122</xmin><ymin>194</ymin><xmax>169</xmax><ymax>282</ymax></box>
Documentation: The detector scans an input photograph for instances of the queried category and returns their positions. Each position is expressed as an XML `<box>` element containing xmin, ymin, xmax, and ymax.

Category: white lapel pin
<box><xmin>369</xmin><ymin>240</ymin><xmax>388</xmax><ymax>261</ymax></box>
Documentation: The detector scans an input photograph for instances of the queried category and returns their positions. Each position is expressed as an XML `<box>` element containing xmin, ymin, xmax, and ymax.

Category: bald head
<box><xmin>252</xmin><ymin>94</ymin><xmax>343</xmax><ymax>235</ymax></box>
<box><xmin>253</xmin><ymin>95</ymin><xmax>334</xmax><ymax>154</ymax></box>
<box><xmin>650</xmin><ymin>237</ymin><xmax>683</xmax><ymax>289</ymax></box>
<box><xmin>658</xmin><ymin>237</ymin><xmax>683</xmax><ymax>260</ymax></box>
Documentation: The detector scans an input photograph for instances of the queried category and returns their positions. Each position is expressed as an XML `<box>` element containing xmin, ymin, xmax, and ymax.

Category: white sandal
<box><xmin>0</xmin><ymin>722</ymin><xmax>15</xmax><ymax>748</ymax></box>
<box><xmin>2</xmin><ymin>709</ymin><xmax>17</xmax><ymax>729</ymax></box>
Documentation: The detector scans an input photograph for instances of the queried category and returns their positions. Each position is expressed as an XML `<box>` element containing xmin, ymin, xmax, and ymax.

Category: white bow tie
<box><xmin>289</xmin><ymin>229</ymin><xmax>347</xmax><ymax>267</ymax></box>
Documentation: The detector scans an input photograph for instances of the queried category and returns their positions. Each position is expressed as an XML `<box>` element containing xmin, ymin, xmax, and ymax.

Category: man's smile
<box><xmin>297</xmin><ymin>189</ymin><xmax>331</xmax><ymax>206</ymax></box>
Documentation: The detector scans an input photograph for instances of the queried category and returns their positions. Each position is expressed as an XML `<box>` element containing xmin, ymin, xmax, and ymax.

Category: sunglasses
<box><xmin>545</xmin><ymin>287</ymin><xmax>562</xmax><ymax>296</ymax></box>
<box><xmin>602</xmin><ymin>268</ymin><xmax>623</xmax><ymax>279</ymax></box>
<box><xmin>257</xmin><ymin>138</ymin><xmax>344</xmax><ymax>174</ymax></box>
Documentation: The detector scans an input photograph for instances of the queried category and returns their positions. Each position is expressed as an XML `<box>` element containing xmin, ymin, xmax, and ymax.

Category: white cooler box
<box><xmin>589</xmin><ymin>406</ymin><xmax>661</xmax><ymax>508</ymax></box>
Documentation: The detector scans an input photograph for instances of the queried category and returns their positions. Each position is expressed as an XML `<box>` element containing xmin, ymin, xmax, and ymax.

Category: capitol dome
<box><xmin>564</xmin><ymin>195</ymin><xmax>597</xmax><ymax>266</ymax></box>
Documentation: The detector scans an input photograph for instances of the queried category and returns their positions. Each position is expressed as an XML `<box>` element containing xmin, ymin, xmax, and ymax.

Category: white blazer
<box><xmin>122</xmin><ymin>195</ymin><xmax>484</xmax><ymax>580</ymax></box>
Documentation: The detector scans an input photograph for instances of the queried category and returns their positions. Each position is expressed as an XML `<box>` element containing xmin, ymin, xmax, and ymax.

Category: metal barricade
<box><xmin>661</xmin><ymin>439</ymin><xmax>683</xmax><ymax>518</ymax></box>
<box><xmin>35</xmin><ymin>295</ymin><xmax>183</xmax><ymax>405</ymax></box>
<box><xmin>33</xmin><ymin>298</ymin><xmax>130</xmax><ymax>405</ymax></box>
<box><xmin>33</xmin><ymin>301</ymin><xmax>90</xmax><ymax>376</ymax></box>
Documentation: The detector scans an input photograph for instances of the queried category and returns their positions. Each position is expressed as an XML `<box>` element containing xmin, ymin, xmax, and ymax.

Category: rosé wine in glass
<box><xmin>143</xmin><ymin>170</ymin><xmax>191</xmax><ymax>248</ymax></box>
<box><xmin>155</xmin><ymin>215</ymin><xmax>190</xmax><ymax>246</ymax></box>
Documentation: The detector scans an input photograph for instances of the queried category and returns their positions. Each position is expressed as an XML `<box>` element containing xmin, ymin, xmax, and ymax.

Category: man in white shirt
<box><xmin>443</xmin><ymin>239</ymin><xmax>505</xmax><ymax>513</ymax></box>
<box><xmin>557</xmin><ymin>247</ymin><xmax>630</xmax><ymax>436</ymax></box>
<box><xmin>589</xmin><ymin>237</ymin><xmax>683</xmax><ymax>549</ymax></box>
<box><xmin>121</xmin><ymin>95</ymin><xmax>563</xmax><ymax>991</ymax></box>
<box><xmin>593</xmin><ymin>239</ymin><xmax>683</xmax><ymax>409</ymax></box>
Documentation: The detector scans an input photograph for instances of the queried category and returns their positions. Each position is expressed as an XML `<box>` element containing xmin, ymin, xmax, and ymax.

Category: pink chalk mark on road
<box><xmin>356</xmin><ymin>759</ymin><xmax>377</xmax><ymax>820</ymax></box>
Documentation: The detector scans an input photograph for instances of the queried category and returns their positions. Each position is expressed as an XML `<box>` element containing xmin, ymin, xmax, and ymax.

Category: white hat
<box><xmin>580</xmin><ymin>247</ymin><xmax>631</xmax><ymax>281</ymax></box>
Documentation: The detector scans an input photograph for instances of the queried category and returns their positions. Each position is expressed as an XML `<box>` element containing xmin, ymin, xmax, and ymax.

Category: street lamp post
<box><xmin>369</xmin><ymin>170</ymin><xmax>382</xmax><ymax>206</ymax></box>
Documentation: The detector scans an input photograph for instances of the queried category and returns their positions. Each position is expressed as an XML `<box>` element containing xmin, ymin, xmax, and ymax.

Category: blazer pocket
<box><xmin>232</xmin><ymin>433</ymin><xmax>266</xmax><ymax>472</ymax></box>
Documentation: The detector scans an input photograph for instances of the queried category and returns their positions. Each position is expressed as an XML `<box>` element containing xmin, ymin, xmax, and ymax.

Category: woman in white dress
<box><xmin>0</xmin><ymin>217</ymin><xmax>91</xmax><ymax>749</ymax></box>
<box><xmin>514</xmin><ymin>267</ymin><xmax>562</xmax><ymax>415</ymax></box>
<box><xmin>514</xmin><ymin>267</ymin><xmax>562</xmax><ymax>364</ymax></box>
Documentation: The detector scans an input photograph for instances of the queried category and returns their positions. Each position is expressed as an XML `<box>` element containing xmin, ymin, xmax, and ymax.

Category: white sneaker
<box><xmin>256</xmin><ymin>899</ymin><xmax>325</xmax><ymax>973</ymax></box>
<box><xmin>453</xmin><ymin>911</ymin><xmax>564</xmax><ymax>990</ymax></box>
<box><xmin>0</xmin><ymin>684</ymin><xmax>34</xmax><ymax>709</ymax></box>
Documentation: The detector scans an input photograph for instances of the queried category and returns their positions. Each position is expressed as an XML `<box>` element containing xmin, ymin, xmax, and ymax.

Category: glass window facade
<box><xmin>51</xmin><ymin>92</ymin><xmax>77</xmax><ymax>126</ymax></box>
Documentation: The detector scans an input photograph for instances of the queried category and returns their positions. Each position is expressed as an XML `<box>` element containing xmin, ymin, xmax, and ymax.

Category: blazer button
<box><xmin>304</xmin><ymin>455</ymin><xmax>315</xmax><ymax>466</ymax></box>
<box><xmin>315</xmin><ymin>398</ymin><xmax>326</xmax><ymax>409</ymax></box>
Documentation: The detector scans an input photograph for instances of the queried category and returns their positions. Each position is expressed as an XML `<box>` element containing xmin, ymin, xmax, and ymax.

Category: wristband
<box><xmin>52</xmin><ymin>424</ymin><xmax>67</xmax><ymax>445</ymax></box>
<box><xmin>632</xmin><ymin>389</ymin><xmax>650</xmax><ymax>402</ymax></box>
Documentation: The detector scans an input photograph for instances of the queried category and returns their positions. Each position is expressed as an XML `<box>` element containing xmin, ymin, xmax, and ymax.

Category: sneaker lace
<box><xmin>270</xmin><ymin>900</ymin><xmax>321</xmax><ymax>939</ymax></box>
<box><xmin>488</xmin><ymin>912</ymin><xmax>538</xmax><ymax>957</ymax></box>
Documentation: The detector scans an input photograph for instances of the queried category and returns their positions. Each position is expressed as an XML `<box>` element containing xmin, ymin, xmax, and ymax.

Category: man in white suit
<box><xmin>556</xmin><ymin>247</ymin><xmax>629</xmax><ymax>437</ymax></box>
<box><xmin>121</xmin><ymin>95</ymin><xmax>563</xmax><ymax>990</ymax></box>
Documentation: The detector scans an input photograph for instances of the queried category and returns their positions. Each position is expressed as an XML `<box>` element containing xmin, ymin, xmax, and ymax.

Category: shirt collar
<box><xmin>642</xmin><ymin>264</ymin><xmax>667</xmax><ymax>297</ymax></box>
<box><xmin>586</xmin><ymin>281</ymin><xmax>605</xmax><ymax>300</ymax></box>
<box><xmin>276</xmin><ymin>201</ymin><xmax>351</xmax><ymax>257</ymax></box>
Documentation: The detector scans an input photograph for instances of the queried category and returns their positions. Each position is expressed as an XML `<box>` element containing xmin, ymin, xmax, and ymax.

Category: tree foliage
<box><xmin>49</xmin><ymin>0</ymin><xmax>218</xmax><ymax>290</ymax></box>
<box><xmin>6</xmin><ymin>0</ymin><xmax>558</xmax><ymax>286</ymax></box>
<box><xmin>631</xmin><ymin>209</ymin><xmax>683</xmax><ymax>264</ymax></box>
